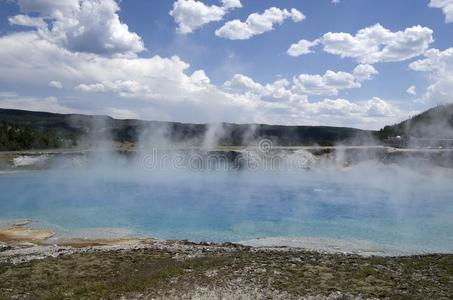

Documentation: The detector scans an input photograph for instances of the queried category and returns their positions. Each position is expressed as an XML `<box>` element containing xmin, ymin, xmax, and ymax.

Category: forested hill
<box><xmin>0</xmin><ymin>108</ymin><xmax>369</xmax><ymax>151</ymax></box>
<box><xmin>3</xmin><ymin>104</ymin><xmax>453</xmax><ymax>151</ymax></box>
<box><xmin>378</xmin><ymin>103</ymin><xmax>453</xmax><ymax>140</ymax></box>
<box><xmin>0</xmin><ymin>122</ymin><xmax>61</xmax><ymax>151</ymax></box>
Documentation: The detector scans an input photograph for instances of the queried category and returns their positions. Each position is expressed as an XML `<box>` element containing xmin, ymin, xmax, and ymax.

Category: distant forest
<box><xmin>0</xmin><ymin>108</ymin><xmax>371</xmax><ymax>151</ymax></box>
<box><xmin>378</xmin><ymin>103</ymin><xmax>453</xmax><ymax>140</ymax></box>
<box><xmin>0</xmin><ymin>121</ymin><xmax>61</xmax><ymax>151</ymax></box>
<box><xmin>1</xmin><ymin>104</ymin><xmax>452</xmax><ymax>151</ymax></box>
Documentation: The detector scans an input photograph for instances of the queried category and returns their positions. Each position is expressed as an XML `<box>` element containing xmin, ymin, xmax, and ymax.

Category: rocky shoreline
<box><xmin>2</xmin><ymin>146</ymin><xmax>453</xmax><ymax>171</ymax></box>
<box><xmin>1</xmin><ymin>239</ymin><xmax>452</xmax><ymax>299</ymax></box>
<box><xmin>0</xmin><ymin>222</ymin><xmax>452</xmax><ymax>299</ymax></box>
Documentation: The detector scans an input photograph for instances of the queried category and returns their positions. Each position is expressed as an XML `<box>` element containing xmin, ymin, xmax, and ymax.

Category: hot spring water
<box><xmin>1</xmin><ymin>162</ymin><xmax>452</xmax><ymax>255</ymax></box>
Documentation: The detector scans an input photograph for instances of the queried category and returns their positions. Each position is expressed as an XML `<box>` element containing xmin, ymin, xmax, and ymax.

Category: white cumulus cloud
<box><xmin>410</xmin><ymin>48</ymin><xmax>453</xmax><ymax>103</ymax></box>
<box><xmin>224</xmin><ymin>65</ymin><xmax>377</xmax><ymax>101</ymax></box>
<box><xmin>14</xmin><ymin>0</ymin><xmax>80</xmax><ymax>15</ymax></box>
<box><xmin>218</xmin><ymin>63</ymin><xmax>405</xmax><ymax>129</ymax></box>
<box><xmin>215</xmin><ymin>7</ymin><xmax>305</xmax><ymax>40</ymax></box>
<box><xmin>0</xmin><ymin>31</ymin><xmax>261</xmax><ymax>124</ymax></box>
<box><xmin>0</xmin><ymin>1</ymin><xmax>411</xmax><ymax>129</ymax></box>
<box><xmin>352</xmin><ymin>64</ymin><xmax>379</xmax><ymax>81</ymax></box>
<box><xmin>49</xmin><ymin>80</ymin><xmax>63</xmax><ymax>89</ymax></box>
<box><xmin>429</xmin><ymin>0</ymin><xmax>453</xmax><ymax>23</ymax></box>
<box><xmin>8</xmin><ymin>14</ymin><xmax>47</xmax><ymax>28</ymax></box>
<box><xmin>221</xmin><ymin>0</ymin><xmax>242</xmax><ymax>9</ymax></box>
<box><xmin>406</xmin><ymin>85</ymin><xmax>417</xmax><ymax>96</ymax></box>
<box><xmin>287</xmin><ymin>24</ymin><xmax>433</xmax><ymax>64</ymax></box>
<box><xmin>0</xmin><ymin>92</ymin><xmax>77</xmax><ymax>114</ymax></box>
<box><xmin>170</xmin><ymin>0</ymin><xmax>241</xmax><ymax>34</ymax></box>
<box><xmin>292</xmin><ymin>64</ymin><xmax>378</xmax><ymax>96</ymax></box>
<box><xmin>224</xmin><ymin>75</ymin><xmax>307</xmax><ymax>103</ymax></box>
<box><xmin>9</xmin><ymin>0</ymin><xmax>144</xmax><ymax>56</ymax></box>
<box><xmin>287</xmin><ymin>39</ymin><xmax>320</xmax><ymax>57</ymax></box>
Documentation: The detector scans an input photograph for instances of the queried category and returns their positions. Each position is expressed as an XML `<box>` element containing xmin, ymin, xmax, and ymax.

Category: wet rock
<box><xmin>0</xmin><ymin>242</ymin><xmax>13</xmax><ymax>252</ymax></box>
<box><xmin>12</xmin><ymin>220</ymin><xmax>32</xmax><ymax>227</ymax></box>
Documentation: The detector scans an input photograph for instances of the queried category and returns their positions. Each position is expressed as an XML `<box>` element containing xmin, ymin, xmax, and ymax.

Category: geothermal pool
<box><xmin>1</xmin><ymin>164</ymin><xmax>453</xmax><ymax>255</ymax></box>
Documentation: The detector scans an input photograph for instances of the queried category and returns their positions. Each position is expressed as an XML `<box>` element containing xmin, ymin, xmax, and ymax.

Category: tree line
<box><xmin>0</xmin><ymin>121</ymin><xmax>61</xmax><ymax>151</ymax></box>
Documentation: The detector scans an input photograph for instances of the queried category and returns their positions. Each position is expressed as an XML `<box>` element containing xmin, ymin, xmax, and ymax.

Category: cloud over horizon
<box><xmin>0</xmin><ymin>0</ymin><xmax>451</xmax><ymax>129</ymax></box>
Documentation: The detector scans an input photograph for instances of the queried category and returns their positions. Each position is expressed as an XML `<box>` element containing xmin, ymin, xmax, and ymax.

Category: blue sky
<box><xmin>0</xmin><ymin>0</ymin><xmax>452</xmax><ymax>129</ymax></box>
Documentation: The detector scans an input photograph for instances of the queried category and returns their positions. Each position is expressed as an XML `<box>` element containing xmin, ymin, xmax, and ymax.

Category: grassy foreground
<box><xmin>0</xmin><ymin>245</ymin><xmax>452</xmax><ymax>299</ymax></box>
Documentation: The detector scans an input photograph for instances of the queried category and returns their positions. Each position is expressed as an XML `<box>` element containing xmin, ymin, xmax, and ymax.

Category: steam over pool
<box><xmin>1</xmin><ymin>158</ymin><xmax>452</xmax><ymax>255</ymax></box>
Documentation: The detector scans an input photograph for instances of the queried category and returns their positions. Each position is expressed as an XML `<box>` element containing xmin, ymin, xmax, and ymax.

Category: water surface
<box><xmin>1</xmin><ymin>164</ymin><xmax>452</xmax><ymax>254</ymax></box>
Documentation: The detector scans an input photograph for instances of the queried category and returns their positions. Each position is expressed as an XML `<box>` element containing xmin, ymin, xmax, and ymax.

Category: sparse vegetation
<box><xmin>0</xmin><ymin>246</ymin><xmax>452</xmax><ymax>299</ymax></box>
<box><xmin>0</xmin><ymin>122</ymin><xmax>61</xmax><ymax>151</ymax></box>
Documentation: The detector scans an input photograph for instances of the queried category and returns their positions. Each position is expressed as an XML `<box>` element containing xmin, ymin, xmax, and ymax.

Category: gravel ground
<box><xmin>0</xmin><ymin>239</ymin><xmax>452</xmax><ymax>299</ymax></box>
